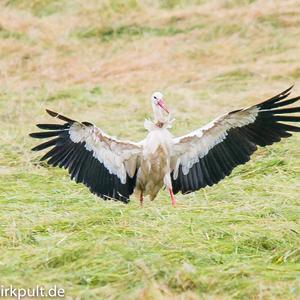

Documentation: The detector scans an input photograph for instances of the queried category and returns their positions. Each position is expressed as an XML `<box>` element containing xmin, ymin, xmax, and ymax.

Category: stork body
<box><xmin>136</xmin><ymin>122</ymin><xmax>174</xmax><ymax>203</ymax></box>
<box><xmin>30</xmin><ymin>87</ymin><xmax>300</xmax><ymax>205</ymax></box>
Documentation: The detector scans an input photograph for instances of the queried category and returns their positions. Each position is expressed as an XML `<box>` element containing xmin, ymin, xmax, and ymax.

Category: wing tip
<box><xmin>284</xmin><ymin>84</ymin><xmax>294</xmax><ymax>93</ymax></box>
<box><xmin>29</xmin><ymin>132</ymin><xmax>37</xmax><ymax>138</ymax></box>
<box><xmin>258</xmin><ymin>84</ymin><xmax>297</xmax><ymax>109</ymax></box>
<box><xmin>46</xmin><ymin>109</ymin><xmax>59</xmax><ymax>117</ymax></box>
<box><xmin>31</xmin><ymin>145</ymin><xmax>40</xmax><ymax>151</ymax></box>
<box><xmin>276</xmin><ymin>84</ymin><xmax>294</xmax><ymax>100</ymax></box>
<box><xmin>45</xmin><ymin>108</ymin><xmax>75</xmax><ymax>123</ymax></box>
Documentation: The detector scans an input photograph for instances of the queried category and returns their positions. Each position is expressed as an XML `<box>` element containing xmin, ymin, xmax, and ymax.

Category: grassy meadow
<box><xmin>1</xmin><ymin>0</ymin><xmax>300</xmax><ymax>299</ymax></box>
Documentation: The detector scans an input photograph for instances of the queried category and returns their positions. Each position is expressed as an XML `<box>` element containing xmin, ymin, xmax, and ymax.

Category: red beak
<box><xmin>157</xmin><ymin>99</ymin><xmax>169</xmax><ymax>114</ymax></box>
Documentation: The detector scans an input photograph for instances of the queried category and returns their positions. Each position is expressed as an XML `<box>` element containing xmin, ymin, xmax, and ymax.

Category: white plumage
<box><xmin>30</xmin><ymin>86</ymin><xmax>300</xmax><ymax>205</ymax></box>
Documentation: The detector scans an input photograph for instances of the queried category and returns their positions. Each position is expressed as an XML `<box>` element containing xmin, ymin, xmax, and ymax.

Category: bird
<box><xmin>30</xmin><ymin>86</ymin><xmax>300</xmax><ymax>206</ymax></box>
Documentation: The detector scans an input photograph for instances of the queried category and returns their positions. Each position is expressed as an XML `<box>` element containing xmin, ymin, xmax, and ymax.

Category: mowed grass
<box><xmin>0</xmin><ymin>0</ymin><xmax>300</xmax><ymax>299</ymax></box>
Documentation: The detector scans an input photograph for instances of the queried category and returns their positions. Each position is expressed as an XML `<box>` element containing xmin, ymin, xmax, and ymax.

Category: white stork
<box><xmin>30</xmin><ymin>86</ymin><xmax>300</xmax><ymax>206</ymax></box>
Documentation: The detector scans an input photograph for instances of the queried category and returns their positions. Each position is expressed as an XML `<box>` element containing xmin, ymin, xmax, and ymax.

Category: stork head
<box><xmin>151</xmin><ymin>91</ymin><xmax>169</xmax><ymax>122</ymax></box>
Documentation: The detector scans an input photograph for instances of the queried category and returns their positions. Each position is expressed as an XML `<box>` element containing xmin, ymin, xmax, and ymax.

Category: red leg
<box><xmin>169</xmin><ymin>188</ymin><xmax>176</xmax><ymax>207</ymax></box>
<box><xmin>140</xmin><ymin>191</ymin><xmax>144</xmax><ymax>207</ymax></box>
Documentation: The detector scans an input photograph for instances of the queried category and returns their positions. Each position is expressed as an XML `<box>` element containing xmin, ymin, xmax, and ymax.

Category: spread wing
<box><xmin>171</xmin><ymin>86</ymin><xmax>300</xmax><ymax>194</ymax></box>
<box><xmin>30</xmin><ymin>109</ymin><xmax>142</xmax><ymax>203</ymax></box>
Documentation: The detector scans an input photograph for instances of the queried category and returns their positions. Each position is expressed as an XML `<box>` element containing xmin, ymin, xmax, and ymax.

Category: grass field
<box><xmin>1</xmin><ymin>0</ymin><xmax>300</xmax><ymax>299</ymax></box>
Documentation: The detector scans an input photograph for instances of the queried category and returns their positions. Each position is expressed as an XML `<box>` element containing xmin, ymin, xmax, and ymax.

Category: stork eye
<box><xmin>154</xmin><ymin>96</ymin><xmax>157</xmax><ymax>99</ymax></box>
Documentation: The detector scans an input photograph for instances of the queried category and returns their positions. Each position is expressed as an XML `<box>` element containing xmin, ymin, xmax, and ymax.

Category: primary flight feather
<box><xmin>30</xmin><ymin>86</ymin><xmax>300</xmax><ymax>205</ymax></box>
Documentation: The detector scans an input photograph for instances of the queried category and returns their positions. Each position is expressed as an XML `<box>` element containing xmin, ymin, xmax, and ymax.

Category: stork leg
<box><xmin>140</xmin><ymin>191</ymin><xmax>144</xmax><ymax>207</ymax></box>
<box><xmin>164</xmin><ymin>174</ymin><xmax>176</xmax><ymax>207</ymax></box>
<box><xmin>169</xmin><ymin>188</ymin><xmax>176</xmax><ymax>207</ymax></box>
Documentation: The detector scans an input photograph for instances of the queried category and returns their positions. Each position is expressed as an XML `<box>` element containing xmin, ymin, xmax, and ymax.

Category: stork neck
<box><xmin>152</xmin><ymin>104</ymin><xmax>168</xmax><ymax>123</ymax></box>
<box><xmin>155</xmin><ymin>121</ymin><xmax>164</xmax><ymax>128</ymax></box>
<box><xmin>144</xmin><ymin>118</ymin><xmax>174</xmax><ymax>132</ymax></box>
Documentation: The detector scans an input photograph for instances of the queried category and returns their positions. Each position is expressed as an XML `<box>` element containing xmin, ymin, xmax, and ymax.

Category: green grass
<box><xmin>4</xmin><ymin>0</ymin><xmax>69</xmax><ymax>16</ymax></box>
<box><xmin>0</xmin><ymin>0</ymin><xmax>300</xmax><ymax>299</ymax></box>
<box><xmin>73</xmin><ymin>25</ymin><xmax>185</xmax><ymax>42</ymax></box>
<box><xmin>0</xmin><ymin>25</ymin><xmax>25</xmax><ymax>40</ymax></box>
